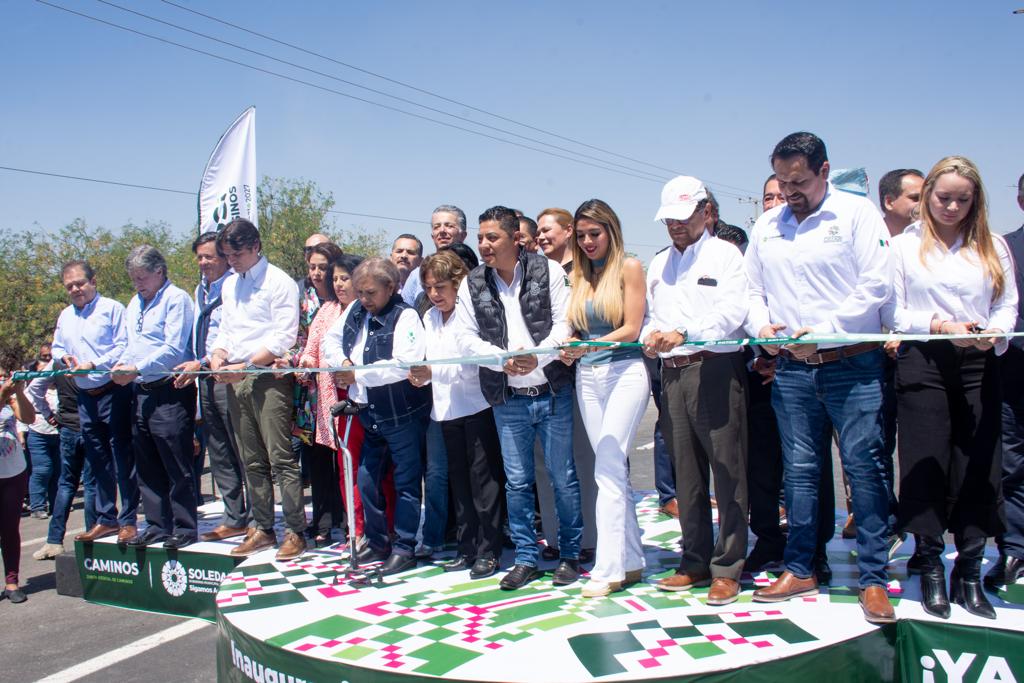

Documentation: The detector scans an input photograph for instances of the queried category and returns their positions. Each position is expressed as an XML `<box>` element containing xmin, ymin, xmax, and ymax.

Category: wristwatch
<box><xmin>674</xmin><ymin>326</ymin><xmax>688</xmax><ymax>345</ymax></box>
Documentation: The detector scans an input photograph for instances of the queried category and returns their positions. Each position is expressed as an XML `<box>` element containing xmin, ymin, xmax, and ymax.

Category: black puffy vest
<box><xmin>466</xmin><ymin>251</ymin><xmax>572</xmax><ymax>406</ymax></box>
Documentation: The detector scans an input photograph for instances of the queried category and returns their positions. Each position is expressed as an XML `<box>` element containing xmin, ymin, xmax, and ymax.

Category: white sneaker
<box><xmin>581</xmin><ymin>580</ymin><xmax>623</xmax><ymax>598</ymax></box>
<box><xmin>33</xmin><ymin>543</ymin><xmax>64</xmax><ymax>560</ymax></box>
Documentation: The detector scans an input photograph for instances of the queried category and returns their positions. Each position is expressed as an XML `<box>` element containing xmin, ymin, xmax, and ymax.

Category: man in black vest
<box><xmin>453</xmin><ymin>206</ymin><xmax>583</xmax><ymax>590</ymax></box>
<box><xmin>988</xmin><ymin>171</ymin><xmax>1024</xmax><ymax>589</ymax></box>
<box><xmin>174</xmin><ymin>232</ymin><xmax>250</xmax><ymax>541</ymax></box>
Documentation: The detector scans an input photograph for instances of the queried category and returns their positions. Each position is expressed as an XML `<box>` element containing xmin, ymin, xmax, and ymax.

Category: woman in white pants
<box><xmin>561</xmin><ymin>199</ymin><xmax>650</xmax><ymax>597</ymax></box>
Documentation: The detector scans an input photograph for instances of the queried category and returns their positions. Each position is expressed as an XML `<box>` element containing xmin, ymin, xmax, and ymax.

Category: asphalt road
<box><xmin>2</xmin><ymin>402</ymin><xmax>852</xmax><ymax>682</ymax></box>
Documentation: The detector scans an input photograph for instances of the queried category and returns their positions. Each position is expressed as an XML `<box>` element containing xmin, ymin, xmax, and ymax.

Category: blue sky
<box><xmin>3</xmin><ymin>1</ymin><xmax>1022</xmax><ymax>263</ymax></box>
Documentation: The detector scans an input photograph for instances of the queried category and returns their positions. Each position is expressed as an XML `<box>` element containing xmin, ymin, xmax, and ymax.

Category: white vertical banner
<box><xmin>197</xmin><ymin>106</ymin><xmax>257</xmax><ymax>234</ymax></box>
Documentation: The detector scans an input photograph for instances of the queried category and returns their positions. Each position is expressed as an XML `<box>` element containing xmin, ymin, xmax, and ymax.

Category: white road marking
<box><xmin>21</xmin><ymin>529</ymin><xmax>83</xmax><ymax>548</ymax></box>
<box><xmin>34</xmin><ymin>619</ymin><xmax>210</xmax><ymax>682</ymax></box>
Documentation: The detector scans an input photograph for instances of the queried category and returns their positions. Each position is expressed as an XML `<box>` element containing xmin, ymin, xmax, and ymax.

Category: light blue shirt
<box><xmin>193</xmin><ymin>269</ymin><xmax>231</xmax><ymax>359</ymax></box>
<box><xmin>120</xmin><ymin>279</ymin><xmax>195</xmax><ymax>383</ymax></box>
<box><xmin>50</xmin><ymin>294</ymin><xmax>129</xmax><ymax>389</ymax></box>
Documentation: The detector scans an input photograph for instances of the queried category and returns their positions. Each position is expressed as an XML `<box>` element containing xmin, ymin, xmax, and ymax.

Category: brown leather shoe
<box><xmin>75</xmin><ymin>524</ymin><xmax>119</xmax><ymax>543</ymax></box>
<box><xmin>275</xmin><ymin>531</ymin><xmax>307</xmax><ymax>561</ymax></box>
<box><xmin>859</xmin><ymin>586</ymin><xmax>895</xmax><ymax>623</ymax></box>
<box><xmin>706</xmin><ymin>577</ymin><xmax>740</xmax><ymax>606</ymax></box>
<box><xmin>752</xmin><ymin>570</ymin><xmax>819</xmax><ymax>602</ymax></box>
<box><xmin>230</xmin><ymin>529</ymin><xmax>276</xmax><ymax>557</ymax></box>
<box><xmin>656</xmin><ymin>571</ymin><xmax>711</xmax><ymax>592</ymax></box>
<box><xmin>200</xmin><ymin>525</ymin><xmax>249</xmax><ymax>542</ymax></box>
<box><xmin>624</xmin><ymin>568</ymin><xmax>644</xmax><ymax>586</ymax></box>
<box><xmin>658</xmin><ymin>498</ymin><xmax>679</xmax><ymax>519</ymax></box>
<box><xmin>117</xmin><ymin>525</ymin><xmax>138</xmax><ymax>545</ymax></box>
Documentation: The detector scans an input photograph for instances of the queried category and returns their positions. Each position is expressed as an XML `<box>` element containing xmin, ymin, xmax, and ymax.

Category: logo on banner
<box><xmin>161</xmin><ymin>560</ymin><xmax>188</xmax><ymax>597</ymax></box>
<box><xmin>919</xmin><ymin>649</ymin><xmax>1016</xmax><ymax>683</ymax></box>
<box><xmin>83</xmin><ymin>557</ymin><xmax>140</xmax><ymax>577</ymax></box>
<box><xmin>230</xmin><ymin>639</ymin><xmax>310</xmax><ymax>683</ymax></box>
<box><xmin>212</xmin><ymin>186</ymin><xmax>243</xmax><ymax>230</ymax></box>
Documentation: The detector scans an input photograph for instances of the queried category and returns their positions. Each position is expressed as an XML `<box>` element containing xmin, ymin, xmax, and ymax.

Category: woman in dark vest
<box><xmin>322</xmin><ymin>257</ymin><xmax>430</xmax><ymax>576</ymax></box>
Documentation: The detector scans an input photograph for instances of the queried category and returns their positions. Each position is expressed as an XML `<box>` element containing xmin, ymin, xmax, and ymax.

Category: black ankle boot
<box><xmin>917</xmin><ymin>536</ymin><xmax>949</xmax><ymax>619</ymax></box>
<box><xmin>951</xmin><ymin>536</ymin><xmax>996</xmax><ymax>619</ymax></box>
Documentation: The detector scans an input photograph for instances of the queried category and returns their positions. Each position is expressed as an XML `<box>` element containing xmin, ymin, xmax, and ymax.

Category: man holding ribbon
<box><xmin>112</xmin><ymin>246</ymin><xmax>197</xmax><ymax>548</ymax></box>
<box><xmin>644</xmin><ymin>176</ymin><xmax>750</xmax><ymax>606</ymax></box>
<box><xmin>51</xmin><ymin>260</ymin><xmax>139</xmax><ymax>544</ymax></box>
<box><xmin>209</xmin><ymin>219</ymin><xmax>306</xmax><ymax>561</ymax></box>
<box><xmin>745</xmin><ymin>132</ymin><xmax>896</xmax><ymax>623</ymax></box>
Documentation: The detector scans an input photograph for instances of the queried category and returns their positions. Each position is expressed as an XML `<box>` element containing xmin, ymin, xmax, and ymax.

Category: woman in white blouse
<box><xmin>409</xmin><ymin>250</ymin><xmax>505</xmax><ymax>580</ymax></box>
<box><xmin>884</xmin><ymin>156</ymin><xmax>1017</xmax><ymax>620</ymax></box>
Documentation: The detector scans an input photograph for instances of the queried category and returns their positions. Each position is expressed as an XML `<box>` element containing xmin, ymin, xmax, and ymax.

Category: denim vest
<box><xmin>466</xmin><ymin>251</ymin><xmax>573</xmax><ymax>406</ymax></box>
<box><xmin>341</xmin><ymin>294</ymin><xmax>430</xmax><ymax>428</ymax></box>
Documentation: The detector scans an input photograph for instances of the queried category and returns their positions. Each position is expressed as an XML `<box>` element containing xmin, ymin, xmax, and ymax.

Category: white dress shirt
<box><xmin>422</xmin><ymin>306</ymin><xmax>490</xmax><ymax>421</ymax></box>
<box><xmin>881</xmin><ymin>222</ymin><xmax>1018</xmax><ymax>354</ymax></box>
<box><xmin>401</xmin><ymin>266</ymin><xmax>423</xmax><ymax>306</ymax></box>
<box><xmin>745</xmin><ymin>183</ymin><xmax>894</xmax><ymax>349</ymax></box>
<box><xmin>211</xmin><ymin>256</ymin><xmax>299</xmax><ymax>363</ymax></box>
<box><xmin>452</xmin><ymin>258</ymin><xmax>572</xmax><ymax>388</ymax></box>
<box><xmin>321</xmin><ymin>304</ymin><xmax>426</xmax><ymax>404</ymax></box>
<box><xmin>640</xmin><ymin>232</ymin><xmax>749</xmax><ymax>356</ymax></box>
<box><xmin>50</xmin><ymin>295</ymin><xmax>128</xmax><ymax>389</ymax></box>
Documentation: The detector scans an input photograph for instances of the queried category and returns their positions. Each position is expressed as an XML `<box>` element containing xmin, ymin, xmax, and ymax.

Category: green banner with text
<box><xmin>76</xmin><ymin>540</ymin><xmax>240</xmax><ymax>620</ymax></box>
<box><xmin>897</xmin><ymin>620</ymin><xmax>1021</xmax><ymax>683</ymax></box>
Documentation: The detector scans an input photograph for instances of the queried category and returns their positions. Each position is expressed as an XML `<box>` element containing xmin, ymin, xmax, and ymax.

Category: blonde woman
<box><xmin>561</xmin><ymin>199</ymin><xmax>649</xmax><ymax>597</ymax></box>
<box><xmin>884</xmin><ymin>156</ymin><xmax>1017</xmax><ymax>620</ymax></box>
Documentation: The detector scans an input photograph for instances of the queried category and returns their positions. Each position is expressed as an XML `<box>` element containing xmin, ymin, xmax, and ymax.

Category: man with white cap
<box><xmin>643</xmin><ymin>175</ymin><xmax>750</xmax><ymax>606</ymax></box>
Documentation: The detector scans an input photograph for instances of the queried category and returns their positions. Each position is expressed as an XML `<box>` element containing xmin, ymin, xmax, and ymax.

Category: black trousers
<box><xmin>442</xmin><ymin>408</ymin><xmax>506</xmax><ymax>560</ymax></box>
<box><xmin>309</xmin><ymin>443</ymin><xmax>343</xmax><ymax>536</ymax></box>
<box><xmin>897</xmin><ymin>341</ymin><xmax>1005</xmax><ymax>538</ymax></box>
<box><xmin>133</xmin><ymin>382</ymin><xmax>197</xmax><ymax>536</ymax></box>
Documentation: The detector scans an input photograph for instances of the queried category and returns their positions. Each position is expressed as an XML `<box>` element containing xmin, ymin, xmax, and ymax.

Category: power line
<box><xmin>94</xmin><ymin>0</ymin><xmax>674</xmax><ymax>186</ymax></box>
<box><xmin>36</xmin><ymin>1</ymin><xmax>674</xmax><ymax>188</ymax></box>
<box><xmin>157</xmin><ymin>0</ymin><xmax>758</xmax><ymax>195</ymax></box>
<box><xmin>0</xmin><ymin>165</ymin><xmax>423</xmax><ymax>224</ymax></box>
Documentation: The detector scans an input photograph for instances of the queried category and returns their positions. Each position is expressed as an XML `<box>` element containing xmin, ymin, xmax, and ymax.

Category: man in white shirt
<box><xmin>453</xmin><ymin>206</ymin><xmax>583</xmax><ymax>590</ymax></box>
<box><xmin>401</xmin><ymin>205</ymin><xmax>469</xmax><ymax>306</ymax></box>
<box><xmin>208</xmin><ymin>219</ymin><xmax>306</xmax><ymax>561</ymax></box>
<box><xmin>643</xmin><ymin>176</ymin><xmax>750</xmax><ymax>606</ymax></box>
<box><xmin>745</xmin><ymin>132</ymin><xmax>896</xmax><ymax>623</ymax></box>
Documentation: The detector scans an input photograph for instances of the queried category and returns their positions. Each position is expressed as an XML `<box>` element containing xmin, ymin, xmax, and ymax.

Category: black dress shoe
<box><xmin>3</xmin><ymin>588</ymin><xmax>27</xmax><ymax>604</ymax></box>
<box><xmin>500</xmin><ymin>564</ymin><xmax>542</xmax><ymax>590</ymax></box>
<box><xmin>950</xmin><ymin>568</ymin><xmax>996</xmax><ymax>619</ymax></box>
<box><xmin>470</xmin><ymin>557</ymin><xmax>499</xmax><ymax>580</ymax></box>
<box><xmin>579</xmin><ymin>548</ymin><xmax>595</xmax><ymax>564</ymax></box>
<box><xmin>380</xmin><ymin>553</ymin><xmax>417</xmax><ymax>576</ymax></box>
<box><xmin>127</xmin><ymin>527</ymin><xmax>169</xmax><ymax>547</ymax></box>
<box><xmin>541</xmin><ymin>545</ymin><xmax>559</xmax><ymax>561</ymax></box>
<box><xmin>984</xmin><ymin>555</ymin><xmax>1024</xmax><ymax>590</ymax></box>
<box><xmin>163</xmin><ymin>534</ymin><xmax>198</xmax><ymax>550</ymax></box>
<box><xmin>906</xmin><ymin>551</ymin><xmax>928</xmax><ymax>575</ymax></box>
<box><xmin>355</xmin><ymin>544</ymin><xmax>389</xmax><ymax>565</ymax></box>
<box><xmin>441</xmin><ymin>555</ymin><xmax>474</xmax><ymax>572</ymax></box>
<box><xmin>920</xmin><ymin>565</ymin><xmax>950</xmax><ymax>619</ymax></box>
<box><xmin>552</xmin><ymin>559</ymin><xmax>581</xmax><ymax>586</ymax></box>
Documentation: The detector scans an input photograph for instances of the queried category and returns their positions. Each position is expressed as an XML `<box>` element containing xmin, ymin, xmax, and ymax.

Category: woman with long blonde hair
<box><xmin>884</xmin><ymin>156</ymin><xmax>1017</xmax><ymax>620</ymax></box>
<box><xmin>561</xmin><ymin>199</ymin><xmax>649</xmax><ymax>597</ymax></box>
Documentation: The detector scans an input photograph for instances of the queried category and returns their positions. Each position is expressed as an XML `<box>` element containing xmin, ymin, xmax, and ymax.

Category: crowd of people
<box><xmin>1</xmin><ymin>131</ymin><xmax>1022</xmax><ymax>628</ymax></box>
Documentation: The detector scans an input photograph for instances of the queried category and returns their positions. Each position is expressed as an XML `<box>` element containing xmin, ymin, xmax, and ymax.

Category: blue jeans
<box><xmin>492</xmin><ymin>385</ymin><xmax>582</xmax><ymax>566</ymax></box>
<box><xmin>422</xmin><ymin>419</ymin><xmax>448</xmax><ymax>548</ymax></box>
<box><xmin>772</xmin><ymin>349</ymin><xmax>890</xmax><ymax>588</ymax></box>
<box><xmin>358</xmin><ymin>411</ymin><xmax>427</xmax><ymax>555</ymax></box>
<box><xmin>26</xmin><ymin>430</ymin><xmax>60</xmax><ymax>513</ymax></box>
<box><xmin>47</xmin><ymin>428</ymin><xmax>97</xmax><ymax>544</ymax></box>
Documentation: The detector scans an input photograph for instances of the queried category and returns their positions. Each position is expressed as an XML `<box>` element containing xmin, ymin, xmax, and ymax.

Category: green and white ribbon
<box><xmin>13</xmin><ymin>331</ymin><xmax>1023</xmax><ymax>382</ymax></box>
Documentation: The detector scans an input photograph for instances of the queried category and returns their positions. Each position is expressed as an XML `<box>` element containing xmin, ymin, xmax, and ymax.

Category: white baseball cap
<box><xmin>655</xmin><ymin>175</ymin><xmax>708</xmax><ymax>222</ymax></box>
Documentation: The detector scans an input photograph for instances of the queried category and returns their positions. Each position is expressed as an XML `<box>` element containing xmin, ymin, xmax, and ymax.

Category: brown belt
<box><xmin>138</xmin><ymin>376</ymin><xmax>174</xmax><ymax>392</ymax></box>
<box><xmin>780</xmin><ymin>341</ymin><xmax>880</xmax><ymax>365</ymax></box>
<box><xmin>83</xmin><ymin>381</ymin><xmax>114</xmax><ymax>397</ymax></box>
<box><xmin>662</xmin><ymin>350</ymin><xmax>717</xmax><ymax>368</ymax></box>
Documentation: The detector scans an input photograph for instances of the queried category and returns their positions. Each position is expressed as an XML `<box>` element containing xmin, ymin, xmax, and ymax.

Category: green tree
<box><xmin>257</xmin><ymin>176</ymin><xmax>388</xmax><ymax>279</ymax></box>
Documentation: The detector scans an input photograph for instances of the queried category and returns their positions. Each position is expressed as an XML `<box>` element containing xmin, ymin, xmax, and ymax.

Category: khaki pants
<box><xmin>227</xmin><ymin>373</ymin><xmax>306</xmax><ymax>534</ymax></box>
